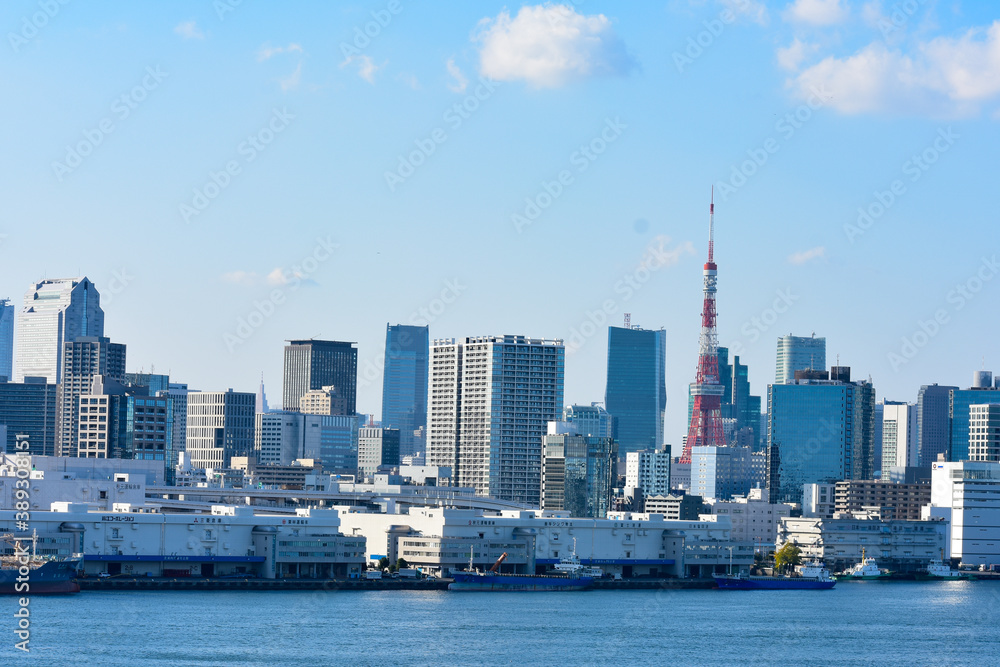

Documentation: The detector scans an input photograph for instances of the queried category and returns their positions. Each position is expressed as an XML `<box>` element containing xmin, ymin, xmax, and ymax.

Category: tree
<box><xmin>774</xmin><ymin>543</ymin><xmax>802</xmax><ymax>575</ymax></box>
<box><xmin>377</xmin><ymin>557</ymin><xmax>390</xmax><ymax>571</ymax></box>
<box><xmin>396</xmin><ymin>558</ymin><xmax>409</xmax><ymax>571</ymax></box>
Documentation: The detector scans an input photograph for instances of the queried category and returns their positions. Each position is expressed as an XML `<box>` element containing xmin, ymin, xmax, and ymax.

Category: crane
<box><xmin>489</xmin><ymin>553</ymin><xmax>508</xmax><ymax>573</ymax></box>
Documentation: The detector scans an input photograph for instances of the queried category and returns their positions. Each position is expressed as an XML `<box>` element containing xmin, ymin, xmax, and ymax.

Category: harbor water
<box><xmin>4</xmin><ymin>581</ymin><xmax>1000</xmax><ymax>665</ymax></box>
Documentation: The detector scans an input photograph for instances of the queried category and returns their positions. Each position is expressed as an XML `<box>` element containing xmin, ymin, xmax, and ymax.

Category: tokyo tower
<box><xmin>680</xmin><ymin>190</ymin><xmax>726</xmax><ymax>463</ymax></box>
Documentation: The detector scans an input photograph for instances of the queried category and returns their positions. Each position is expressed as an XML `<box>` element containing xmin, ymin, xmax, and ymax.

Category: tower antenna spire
<box><xmin>708</xmin><ymin>186</ymin><xmax>715</xmax><ymax>263</ymax></box>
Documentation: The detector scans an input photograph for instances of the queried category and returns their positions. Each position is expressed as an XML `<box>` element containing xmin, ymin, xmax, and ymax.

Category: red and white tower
<box><xmin>680</xmin><ymin>190</ymin><xmax>726</xmax><ymax>463</ymax></box>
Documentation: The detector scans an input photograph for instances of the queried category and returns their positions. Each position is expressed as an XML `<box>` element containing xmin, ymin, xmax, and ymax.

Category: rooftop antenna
<box><xmin>624</xmin><ymin>313</ymin><xmax>631</xmax><ymax>329</ymax></box>
<box><xmin>708</xmin><ymin>186</ymin><xmax>715</xmax><ymax>263</ymax></box>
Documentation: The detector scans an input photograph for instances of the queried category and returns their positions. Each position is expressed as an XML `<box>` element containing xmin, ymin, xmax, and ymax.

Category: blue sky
<box><xmin>2</xmin><ymin>0</ymin><xmax>998</xmax><ymax>443</ymax></box>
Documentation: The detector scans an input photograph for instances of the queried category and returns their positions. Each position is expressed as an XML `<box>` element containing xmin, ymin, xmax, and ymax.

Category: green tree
<box><xmin>774</xmin><ymin>543</ymin><xmax>802</xmax><ymax>574</ymax></box>
<box><xmin>396</xmin><ymin>558</ymin><xmax>409</xmax><ymax>571</ymax></box>
<box><xmin>377</xmin><ymin>556</ymin><xmax>390</xmax><ymax>571</ymax></box>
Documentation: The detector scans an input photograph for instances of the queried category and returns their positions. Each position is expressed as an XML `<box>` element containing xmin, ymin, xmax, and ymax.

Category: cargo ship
<box><xmin>715</xmin><ymin>561</ymin><xmax>836</xmax><ymax>590</ymax></box>
<box><xmin>1</xmin><ymin>531</ymin><xmax>82</xmax><ymax>595</ymax></box>
<box><xmin>448</xmin><ymin>546</ymin><xmax>595</xmax><ymax>592</ymax></box>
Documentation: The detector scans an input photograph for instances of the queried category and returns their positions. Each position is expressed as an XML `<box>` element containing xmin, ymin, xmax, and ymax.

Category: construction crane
<box><xmin>489</xmin><ymin>553</ymin><xmax>508</xmax><ymax>573</ymax></box>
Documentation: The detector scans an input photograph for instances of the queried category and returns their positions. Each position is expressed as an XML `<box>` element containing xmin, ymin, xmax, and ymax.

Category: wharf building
<box><xmin>0</xmin><ymin>502</ymin><xmax>366</xmax><ymax>579</ymax></box>
<box><xmin>540</xmin><ymin>421</ymin><xmax>616</xmax><ymax>518</ymax></box>
<box><xmin>777</xmin><ymin>512</ymin><xmax>948</xmax><ymax>573</ymax></box>
<box><xmin>283</xmin><ymin>340</ymin><xmax>357</xmax><ymax>413</ymax></box>
<box><xmin>766</xmin><ymin>366</ymin><xmax>876</xmax><ymax>505</ymax></box>
<box><xmin>427</xmin><ymin>335</ymin><xmax>564</xmax><ymax>507</ymax></box>
<box><xmin>335</xmin><ymin>505</ymin><xmax>751</xmax><ymax>579</ymax></box>
<box><xmin>604</xmin><ymin>325</ymin><xmax>665</xmax><ymax>455</ymax></box>
<box><xmin>15</xmin><ymin>277</ymin><xmax>105</xmax><ymax>384</ymax></box>
<box><xmin>926</xmin><ymin>460</ymin><xmax>1000</xmax><ymax>567</ymax></box>
<box><xmin>703</xmin><ymin>488</ymin><xmax>792</xmax><ymax>549</ymax></box>
<box><xmin>380</xmin><ymin>324</ymin><xmax>429</xmax><ymax>459</ymax></box>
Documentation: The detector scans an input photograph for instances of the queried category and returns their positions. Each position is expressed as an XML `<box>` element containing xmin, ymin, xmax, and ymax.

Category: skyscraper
<box><xmin>0</xmin><ymin>376</ymin><xmax>57</xmax><ymax>456</ymax></box>
<box><xmin>541</xmin><ymin>424</ymin><xmax>616</xmax><ymax>518</ymax></box>
<box><xmin>882</xmin><ymin>401</ymin><xmax>918</xmax><ymax>470</ymax></box>
<box><xmin>380</xmin><ymin>324</ymin><xmax>429</xmax><ymax>459</ymax></box>
<box><xmin>916</xmin><ymin>384</ymin><xmax>956</xmax><ymax>466</ymax></box>
<box><xmin>186</xmin><ymin>389</ymin><xmax>255</xmax><ymax>469</ymax></box>
<box><xmin>563</xmin><ymin>403</ymin><xmax>615</xmax><ymax>439</ymax></box>
<box><xmin>15</xmin><ymin>277</ymin><xmax>105</xmax><ymax>383</ymax></box>
<box><xmin>968</xmin><ymin>403</ymin><xmax>1000</xmax><ymax>462</ymax></box>
<box><xmin>950</xmin><ymin>383</ymin><xmax>1000</xmax><ymax>462</ymax></box>
<box><xmin>358</xmin><ymin>426</ymin><xmax>401</xmax><ymax>476</ymax></box>
<box><xmin>605</xmin><ymin>325</ymin><xmax>665</xmax><ymax>455</ymax></box>
<box><xmin>282</xmin><ymin>340</ymin><xmax>357</xmax><ymax>413</ymax></box>
<box><xmin>0</xmin><ymin>299</ymin><xmax>13</xmax><ymax>381</ymax></box>
<box><xmin>775</xmin><ymin>334</ymin><xmax>826</xmax><ymax>385</ymax></box>
<box><xmin>57</xmin><ymin>336</ymin><xmax>126</xmax><ymax>457</ymax></box>
<box><xmin>766</xmin><ymin>368</ymin><xmax>876</xmax><ymax>504</ymax></box>
<box><xmin>683</xmin><ymin>195</ymin><xmax>726</xmax><ymax>463</ymax></box>
<box><xmin>427</xmin><ymin>335</ymin><xmax>564</xmax><ymax>506</ymax></box>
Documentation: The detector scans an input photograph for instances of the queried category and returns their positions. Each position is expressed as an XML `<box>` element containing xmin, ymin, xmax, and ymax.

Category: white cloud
<box><xmin>340</xmin><ymin>54</ymin><xmax>383</xmax><ymax>84</ymax></box>
<box><xmin>257</xmin><ymin>42</ymin><xmax>303</xmax><ymax>62</ymax></box>
<box><xmin>788</xmin><ymin>246</ymin><xmax>826</xmax><ymax>265</ymax></box>
<box><xmin>790</xmin><ymin>21</ymin><xmax>1000</xmax><ymax>116</ymax></box>
<box><xmin>398</xmin><ymin>72</ymin><xmax>421</xmax><ymax>90</ymax></box>
<box><xmin>721</xmin><ymin>0</ymin><xmax>769</xmax><ymax>26</ymax></box>
<box><xmin>222</xmin><ymin>271</ymin><xmax>260</xmax><ymax>286</ymax></box>
<box><xmin>777</xmin><ymin>38</ymin><xmax>818</xmax><ymax>71</ymax></box>
<box><xmin>446</xmin><ymin>58</ymin><xmax>468</xmax><ymax>93</ymax></box>
<box><xmin>174</xmin><ymin>21</ymin><xmax>204</xmax><ymax>40</ymax></box>
<box><xmin>279</xmin><ymin>62</ymin><xmax>303</xmax><ymax>91</ymax></box>
<box><xmin>783</xmin><ymin>0</ymin><xmax>848</xmax><ymax>26</ymax></box>
<box><xmin>475</xmin><ymin>4</ymin><xmax>634</xmax><ymax>88</ymax></box>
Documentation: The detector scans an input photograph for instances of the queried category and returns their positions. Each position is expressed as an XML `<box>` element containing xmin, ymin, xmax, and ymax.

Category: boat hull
<box><xmin>448</xmin><ymin>572</ymin><xmax>593</xmax><ymax>591</ymax></box>
<box><xmin>715</xmin><ymin>576</ymin><xmax>835</xmax><ymax>590</ymax></box>
<box><xmin>0</xmin><ymin>556</ymin><xmax>82</xmax><ymax>595</ymax></box>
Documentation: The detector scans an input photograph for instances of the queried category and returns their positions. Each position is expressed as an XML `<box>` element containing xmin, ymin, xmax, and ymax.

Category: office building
<box><xmin>57</xmin><ymin>336</ymin><xmax>126</xmax><ymax>457</ymax></box>
<box><xmin>163</xmin><ymin>383</ymin><xmax>189</xmax><ymax>484</ymax></box>
<box><xmin>605</xmin><ymin>326</ymin><xmax>665</xmax><ymax>454</ymax></box>
<box><xmin>304</xmin><ymin>414</ymin><xmax>360</xmax><ymax>473</ymax></box>
<box><xmin>358</xmin><ymin>427</ymin><xmax>400</xmax><ymax>476</ymax></box>
<box><xmin>563</xmin><ymin>403</ymin><xmax>615</xmax><ymax>440</ymax></box>
<box><xmin>541</xmin><ymin>424</ymin><xmax>616</xmax><ymax>518</ymax></box>
<box><xmin>77</xmin><ymin>376</ymin><xmax>173</xmax><ymax>461</ymax></box>
<box><xmin>775</xmin><ymin>334</ymin><xmax>826</xmax><ymax>385</ymax></box>
<box><xmin>882</xmin><ymin>401</ymin><xmax>918</xmax><ymax>470</ymax></box>
<box><xmin>766</xmin><ymin>367</ymin><xmax>876</xmax><ymax>504</ymax></box>
<box><xmin>969</xmin><ymin>403</ymin><xmax>1000</xmax><ymax>462</ymax></box>
<box><xmin>380</xmin><ymin>324</ymin><xmax>429</xmax><ymax>460</ymax></box>
<box><xmin>15</xmin><ymin>277</ymin><xmax>105</xmax><ymax>383</ymax></box>
<box><xmin>427</xmin><ymin>335</ymin><xmax>564</xmax><ymax>506</ymax></box>
<box><xmin>186</xmin><ymin>389</ymin><xmax>255</xmax><ymax>469</ymax></box>
<box><xmin>917</xmin><ymin>384</ymin><xmax>958</xmax><ymax>466</ymax></box>
<box><xmin>123</xmin><ymin>372</ymin><xmax>170</xmax><ymax>394</ymax></box>
<box><xmin>802</xmin><ymin>482</ymin><xmax>836</xmax><ymax>518</ymax></box>
<box><xmin>0</xmin><ymin>376</ymin><xmax>58</xmax><ymax>455</ymax></box>
<box><xmin>704</xmin><ymin>488</ymin><xmax>791</xmax><ymax>547</ymax></box>
<box><xmin>927</xmin><ymin>460</ymin><xmax>1000</xmax><ymax>567</ymax></box>
<box><xmin>625</xmin><ymin>449</ymin><xmax>672</xmax><ymax>497</ymax></box>
<box><xmin>949</xmin><ymin>383</ymin><xmax>1000</xmax><ymax>461</ymax></box>
<box><xmin>299</xmin><ymin>386</ymin><xmax>348</xmax><ymax>416</ymax></box>
<box><xmin>691</xmin><ymin>445</ymin><xmax>752</xmax><ymax>500</ymax></box>
<box><xmin>0</xmin><ymin>299</ymin><xmax>13</xmax><ymax>381</ymax></box>
<box><xmin>282</xmin><ymin>339</ymin><xmax>357</xmax><ymax>413</ymax></box>
<box><xmin>255</xmin><ymin>411</ymin><xmax>305</xmax><ymax>466</ymax></box>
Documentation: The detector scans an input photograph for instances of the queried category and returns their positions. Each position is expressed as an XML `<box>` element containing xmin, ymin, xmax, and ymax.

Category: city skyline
<box><xmin>3</xmin><ymin>1</ymin><xmax>998</xmax><ymax>446</ymax></box>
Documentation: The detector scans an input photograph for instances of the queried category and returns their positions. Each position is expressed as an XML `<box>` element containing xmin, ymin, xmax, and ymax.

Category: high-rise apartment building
<box><xmin>969</xmin><ymin>403</ymin><xmax>1000</xmax><ymax>462</ymax></box>
<box><xmin>766</xmin><ymin>368</ymin><xmax>876</xmax><ymax>504</ymax></box>
<box><xmin>917</xmin><ymin>384</ymin><xmax>958</xmax><ymax>466</ymax></box>
<box><xmin>427</xmin><ymin>335</ymin><xmax>564</xmax><ymax>506</ymax></box>
<box><xmin>624</xmin><ymin>449</ymin><xmax>672</xmax><ymax>497</ymax></box>
<box><xmin>0</xmin><ymin>376</ymin><xmax>57</xmax><ymax>455</ymax></box>
<box><xmin>282</xmin><ymin>340</ymin><xmax>357</xmax><ymax>413</ymax></box>
<box><xmin>186</xmin><ymin>390</ymin><xmax>255</xmax><ymax>469</ymax></box>
<box><xmin>57</xmin><ymin>336</ymin><xmax>126</xmax><ymax>457</ymax></box>
<box><xmin>15</xmin><ymin>278</ymin><xmax>105</xmax><ymax>383</ymax></box>
<box><xmin>0</xmin><ymin>299</ymin><xmax>13</xmax><ymax>381</ymax></box>
<box><xmin>775</xmin><ymin>334</ymin><xmax>826</xmax><ymax>385</ymax></box>
<box><xmin>605</xmin><ymin>326</ymin><xmax>665</xmax><ymax>455</ymax></box>
<box><xmin>380</xmin><ymin>324</ymin><xmax>429</xmax><ymax>460</ymax></box>
<box><xmin>882</xmin><ymin>401</ymin><xmax>918</xmax><ymax>470</ymax></box>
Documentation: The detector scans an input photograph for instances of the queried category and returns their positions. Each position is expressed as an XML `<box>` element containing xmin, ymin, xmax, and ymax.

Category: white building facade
<box><xmin>927</xmin><ymin>460</ymin><xmax>1000</xmax><ymax>567</ymax></box>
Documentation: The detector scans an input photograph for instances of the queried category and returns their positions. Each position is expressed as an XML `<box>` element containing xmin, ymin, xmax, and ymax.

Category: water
<box><xmin>4</xmin><ymin>581</ymin><xmax>1000</xmax><ymax>665</ymax></box>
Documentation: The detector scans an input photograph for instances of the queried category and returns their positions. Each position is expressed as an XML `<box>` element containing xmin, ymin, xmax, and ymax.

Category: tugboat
<box><xmin>715</xmin><ymin>559</ymin><xmax>836</xmax><ymax>590</ymax></box>
<box><xmin>917</xmin><ymin>552</ymin><xmax>976</xmax><ymax>580</ymax></box>
<box><xmin>835</xmin><ymin>550</ymin><xmax>891</xmax><ymax>581</ymax></box>
<box><xmin>448</xmin><ymin>546</ymin><xmax>595</xmax><ymax>592</ymax></box>
<box><xmin>550</xmin><ymin>539</ymin><xmax>604</xmax><ymax>579</ymax></box>
<box><xmin>0</xmin><ymin>531</ymin><xmax>82</xmax><ymax>595</ymax></box>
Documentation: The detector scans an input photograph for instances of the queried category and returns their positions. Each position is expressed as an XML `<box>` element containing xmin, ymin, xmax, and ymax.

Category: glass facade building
<box><xmin>0</xmin><ymin>298</ymin><xmax>13</xmax><ymax>381</ymax></box>
<box><xmin>775</xmin><ymin>334</ymin><xmax>826</xmax><ymax>385</ymax></box>
<box><xmin>563</xmin><ymin>403</ymin><xmax>615</xmax><ymax>439</ymax></box>
<box><xmin>283</xmin><ymin>340</ymin><xmax>357</xmax><ymax>413</ymax></box>
<box><xmin>0</xmin><ymin>376</ymin><xmax>57</xmax><ymax>455</ymax></box>
<box><xmin>917</xmin><ymin>384</ymin><xmax>956</xmax><ymax>466</ymax></box>
<box><xmin>605</xmin><ymin>326</ymin><xmax>665</xmax><ymax>455</ymax></box>
<box><xmin>541</xmin><ymin>432</ymin><xmax>616</xmax><ymax>518</ymax></box>
<box><xmin>380</xmin><ymin>324</ymin><xmax>428</xmax><ymax>460</ymax></box>
<box><xmin>766</xmin><ymin>377</ymin><xmax>876</xmax><ymax>504</ymax></box>
<box><xmin>15</xmin><ymin>277</ymin><xmax>105</xmax><ymax>383</ymax></box>
<box><xmin>950</xmin><ymin>387</ymin><xmax>1000</xmax><ymax>461</ymax></box>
